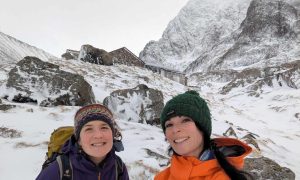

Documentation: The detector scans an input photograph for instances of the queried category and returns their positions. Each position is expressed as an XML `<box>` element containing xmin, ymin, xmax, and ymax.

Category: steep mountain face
<box><xmin>139</xmin><ymin>0</ymin><xmax>251</xmax><ymax>71</ymax></box>
<box><xmin>186</xmin><ymin>0</ymin><xmax>300</xmax><ymax>74</ymax></box>
<box><xmin>139</xmin><ymin>0</ymin><xmax>300</xmax><ymax>74</ymax></box>
<box><xmin>0</xmin><ymin>31</ymin><xmax>56</xmax><ymax>66</ymax></box>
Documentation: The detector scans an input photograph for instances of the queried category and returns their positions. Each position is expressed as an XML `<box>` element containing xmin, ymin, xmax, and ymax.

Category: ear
<box><xmin>77</xmin><ymin>138</ymin><xmax>82</xmax><ymax>146</ymax></box>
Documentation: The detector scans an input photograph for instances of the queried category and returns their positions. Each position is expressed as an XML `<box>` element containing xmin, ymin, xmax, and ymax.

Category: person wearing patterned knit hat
<box><xmin>155</xmin><ymin>91</ymin><xmax>253</xmax><ymax>180</ymax></box>
<box><xmin>37</xmin><ymin>104</ymin><xmax>129</xmax><ymax>180</ymax></box>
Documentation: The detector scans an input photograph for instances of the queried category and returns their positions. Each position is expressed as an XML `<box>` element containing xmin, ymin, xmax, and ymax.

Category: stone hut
<box><xmin>109</xmin><ymin>47</ymin><xmax>145</xmax><ymax>67</ymax></box>
<box><xmin>61</xmin><ymin>49</ymin><xmax>80</xmax><ymax>60</ymax></box>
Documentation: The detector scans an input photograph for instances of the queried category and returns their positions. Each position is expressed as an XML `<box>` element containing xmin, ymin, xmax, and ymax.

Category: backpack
<box><xmin>42</xmin><ymin>126</ymin><xmax>74</xmax><ymax>170</ymax></box>
<box><xmin>42</xmin><ymin>126</ymin><xmax>124</xmax><ymax>180</ymax></box>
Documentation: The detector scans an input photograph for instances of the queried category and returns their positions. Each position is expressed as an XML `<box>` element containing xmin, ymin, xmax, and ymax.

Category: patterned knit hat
<box><xmin>160</xmin><ymin>90</ymin><xmax>212</xmax><ymax>138</ymax></box>
<box><xmin>74</xmin><ymin>104</ymin><xmax>119</xmax><ymax>140</ymax></box>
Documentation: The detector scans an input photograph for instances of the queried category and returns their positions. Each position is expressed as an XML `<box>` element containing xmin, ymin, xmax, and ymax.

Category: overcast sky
<box><xmin>0</xmin><ymin>0</ymin><xmax>189</xmax><ymax>57</ymax></box>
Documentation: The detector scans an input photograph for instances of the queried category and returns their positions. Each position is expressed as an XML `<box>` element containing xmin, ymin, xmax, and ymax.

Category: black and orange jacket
<box><xmin>155</xmin><ymin>137</ymin><xmax>252</xmax><ymax>180</ymax></box>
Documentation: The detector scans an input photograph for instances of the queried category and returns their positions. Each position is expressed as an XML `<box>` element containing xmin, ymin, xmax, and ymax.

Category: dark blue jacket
<box><xmin>36</xmin><ymin>136</ymin><xmax>129</xmax><ymax>180</ymax></box>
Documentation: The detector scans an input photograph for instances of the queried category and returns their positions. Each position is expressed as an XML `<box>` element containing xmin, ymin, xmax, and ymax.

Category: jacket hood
<box><xmin>168</xmin><ymin>137</ymin><xmax>252</xmax><ymax>179</ymax></box>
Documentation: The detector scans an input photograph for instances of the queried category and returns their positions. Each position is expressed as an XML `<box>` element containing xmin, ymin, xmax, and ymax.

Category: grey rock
<box><xmin>244</xmin><ymin>156</ymin><xmax>295</xmax><ymax>180</ymax></box>
<box><xmin>103</xmin><ymin>84</ymin><xmax>164</xmax><ymax>125</ymax></box>
<box><xmin>143</xmin><ymin>148</ymin><xmax>169</xmax><ymax>167</ymax></box>
<box><xmin>6</xmin><ymin>56</ymin><xmax>95</xmax><ymax>106</ymax></box>
<box><xmin>223</xmin><ymin>127</ymin><xmax>238</xmax><ymax>138</ymax></box>
<box><xmin>78</xmin><ymin>44</ymin><xmax>113</xmax><ymax>65</ymax></box>
<box><xmin>0</xmin><ymin>104</ymin><xmax>16</xmax><ymax>111</ymax></box>
<box><xmin>0</xmin><ymin>126</ymin><xmax>22</xmax><ymax>138</ymax></box>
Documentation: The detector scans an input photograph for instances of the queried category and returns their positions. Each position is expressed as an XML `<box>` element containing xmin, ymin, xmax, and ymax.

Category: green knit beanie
<box><xmin>160</xmin><ymin>90</ymin><xmax>212</xmax><ymax>138</ymax></box>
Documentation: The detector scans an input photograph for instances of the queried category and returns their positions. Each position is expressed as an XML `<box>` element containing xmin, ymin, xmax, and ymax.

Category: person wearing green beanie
<box><xmin>155</xmin><ymin>90</ymin><xmax>253</xmax><ymax>180</ymax></box>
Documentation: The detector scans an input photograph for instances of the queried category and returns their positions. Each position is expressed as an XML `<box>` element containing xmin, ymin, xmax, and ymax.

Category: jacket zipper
<box><xmin>98</xmin><ymin>172</ymin><xmax>101</xmax><ymax>180</ymax></box>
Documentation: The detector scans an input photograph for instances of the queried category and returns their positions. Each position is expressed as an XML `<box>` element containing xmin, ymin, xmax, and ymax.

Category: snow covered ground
<box><xmin>0</xmin><ymin>59</ymin><xmax>300</xmax><ymax>179</ymax></box>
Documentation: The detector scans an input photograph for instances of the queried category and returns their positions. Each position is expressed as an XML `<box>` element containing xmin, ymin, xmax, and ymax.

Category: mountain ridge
<box><xmin>0</xmin><ymin>31</ymin><xmax>56</xmax><ymax>66</ymax></box>
<box><xmin>140</xmin><ymin>0</ymin><xmax>300</xmax><ymax>74</ymax></box>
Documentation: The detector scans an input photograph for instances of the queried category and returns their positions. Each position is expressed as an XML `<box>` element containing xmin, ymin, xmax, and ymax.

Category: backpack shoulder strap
<box><xmin>115</xmin><ymin>155</ymin><xmax>124</xmax><ymax>180</ymax></box>
<box><xmin>56</xmin><ymin>154</ymin><xmax>73</xmax><ymax>180</ymax></box>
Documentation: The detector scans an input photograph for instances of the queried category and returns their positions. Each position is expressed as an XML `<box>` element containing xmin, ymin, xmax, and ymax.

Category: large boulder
<box><xmin>78</xmin><ymin>44</ymin><xmax>113</xmax><ymax>65</ymax></box>
<box><xmin>103</xmin><ymin>84</ymin><xmax>164</xmax><ymax>125</ymax></box>
<box><xmin>244</xmin><ymin>156</ymin><xmax>295</xmax><ymax>180</ymax></box>
<box><xmin>6</xmin><ymin>56</ymin><xmax>95</xmax><ymax>106</ymax></box>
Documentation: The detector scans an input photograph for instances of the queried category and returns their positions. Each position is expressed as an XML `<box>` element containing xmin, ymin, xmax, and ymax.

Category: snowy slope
<box><xmin>1</xmin><ymin>58</ymin><xmax>299</xmax><ymax>179</ymax></box>
<box><xmin>0</xmin><ymin>31</ymin><xmax>56</xmax><ymax>66</ymax></box>
<box><xmin>0</xmin><ymin>58</ymin><xmax>188</xmax><ymax>179</ymax></box>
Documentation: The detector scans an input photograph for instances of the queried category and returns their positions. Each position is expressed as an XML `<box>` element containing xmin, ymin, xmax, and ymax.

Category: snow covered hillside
<box><xmin>0</xmin><ymin>57</ymin><xmax>188</xmax><ymax>179</ymax></box>
<box><xmin>0</xmin><ymin>31</ymin><xmax>56</xmax><ymax>65</ymax></box>
<box><xmin>1</xmin><ymin>0</ymin><xmax>300</xmax><ymax>178</ymax></box>
<box><xmin>0</xmin><ymin>56</ymin><xmax>299</xmax><ymax>179</ymax></box>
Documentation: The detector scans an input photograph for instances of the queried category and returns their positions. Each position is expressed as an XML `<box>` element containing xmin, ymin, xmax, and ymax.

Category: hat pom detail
<box><xmin>185</xmin><ymin>90</ymin><xmax>199</xmax><ymax>96</ymax></box>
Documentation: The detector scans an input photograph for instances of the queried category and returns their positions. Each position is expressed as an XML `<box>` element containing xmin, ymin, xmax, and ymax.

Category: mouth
<box><xmin>91</xmin><ymin>142</ymin><xmax>106</xmax><ymax>147</ymax></box>
<box><xmin>174</xmin><ymin>137</ymin><xmax>189</xmax><ymax>143</ymax></box>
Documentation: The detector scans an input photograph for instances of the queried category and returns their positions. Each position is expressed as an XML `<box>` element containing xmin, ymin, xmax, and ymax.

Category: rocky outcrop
<box><xmin>0</xmin><ymin>104</ymin><xmax>16</xmax><ymax>111</ymax></box>
<box><xmin>145</xmin><ymin>65</ymin><xmax>187</xmax><ymax>85</ymax></box>
<box><xmin>239</xmin><ymin>0</ymin><xmax>298</xmax><ymax>40</ymax></box>
<box><xmin>78</xmin><ymin>44</ymin><xmax>113</xmax><ymax>65</ymax></box>
<box><xmin>5</xmin><ymin>56</ymin><xmax>95</xmax><ymax>106</ymax></box>
<box><xmin>0</xmin><ymin>98</ymin><xmax>16</xmax><ymax>111</ymax></box>
<box><xmin>244</xmin><ymin>156</ymin><xmax>295</xmax><ymax>180</ymax></box>
<box><xmin>220</xmin><ymin>60</ymin><xmax>300</xmax><ymax>96</ymax></box>
<box><xmin>103</xmin><ymin>84</ymin><xmax>164</xmax><ymax>125</ymax></box>
<box><xmin>188</xmin><ymin>69</ymin><xmax>237</xmax><ymax>86</ymax></box>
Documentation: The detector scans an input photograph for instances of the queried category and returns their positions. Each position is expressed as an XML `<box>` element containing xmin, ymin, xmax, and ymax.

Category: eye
<box><xmin>84</xmin><ymin>127</ymin><xmax>93</xmax><ymax>132</ymax></box>
<box><xmin>165</xmin><ymin>123</ymin><xmax>173</xmax><ymax>128</ymax></box>
<box><xmin>182</xmin><ymin>118</ymin><xmax>192</xmax><ymax>123</ymax></box>
<box><xmin>101</xmin><ymin>126</ymin><xmax>110</xmax><ymax>130</ymax></box>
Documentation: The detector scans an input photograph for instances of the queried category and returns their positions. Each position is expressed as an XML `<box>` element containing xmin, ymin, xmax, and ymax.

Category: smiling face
<box><xmin>78</xmin><ymin>120</ymin><xmax>113</xmax><ymax>164</ymax></box>
<box><xmin>165</xmin><ymin>116</ymin><xmax>204</xmax><ymax>158</ymax></box>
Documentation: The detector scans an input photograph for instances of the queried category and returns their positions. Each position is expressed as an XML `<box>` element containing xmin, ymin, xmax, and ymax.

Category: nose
<box><xmin>171</xmin><ymin>124</ymin><xmax>181</xmax><ymax>133</ymax></box>
<box><xmin>93</xmin><ymin>129</ymin><xmax>104</xmax><ymax>138</ymax></box>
